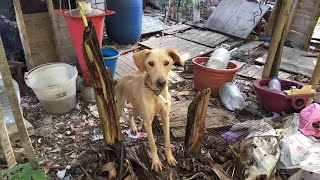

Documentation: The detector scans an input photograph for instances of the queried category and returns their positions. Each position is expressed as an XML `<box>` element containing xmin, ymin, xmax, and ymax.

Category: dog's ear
<box><xmin>166</xmin><ymin>48</ymin><xmax>184</xmax><ymax>66</ymax></box>
<box><xmin>133</xmin><ymin>49</ymin><xmax>151</xmax><ymax>73</ymax></box>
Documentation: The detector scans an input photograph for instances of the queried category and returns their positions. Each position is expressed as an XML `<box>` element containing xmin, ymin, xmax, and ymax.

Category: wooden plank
<box><xmin>48</xmin><ymin>0</ymin><xmax>77</xmax><ymax>64</ymax></box>
<box><xmin>139</xmin><ymin>35</ymin><xmax>214</xmax><ymax>62</ymax></box>
<box><xmin>204</xmin><ymin>0</ymin><xmax>269</xmax><ymax>39</ymax></box>
<box><xmin>13</xmin><ymin>0</ymin><xmax>34</xmax><ymax>70</ymax></box>
<box><xmin>255</xmin><ymin>46</ymin><xmax>317</xmax><ymax>77</ymax></box>
<box><xmin>141</xmin><ymin>15</ymin><xmax>168</xmax><ymax>35</ymax></box>
<box><xmin>231</xmin><ymin>41</ymin><xmax>264</xmax><ymax>58</ymax></box>
<box><xmin>163</xmin><ymin>24</ymin><xmax>191</xmax><ymax>35</ymax></box>
<box><xmin>106</xmin><ymin>44</ymin><xmax>140</xmax><ymax>54</ymax></box>
<box><xmin>237</xmin><ymin>65</ymin><xmax>293</xmax><ymax>79</ymax></box>
<box><xmin>170</xmin><ymin>100</ymin><xmax>239</xmax><ymax>138</ymax></box>
<box><xmin>237</xmin><ymin>65</ymin><xmax>263</xmax><ymax>79</ymax></box>
<box><xmin>174</xmin><ymin>29</ymin><xmax>229</xmax><ymax>48</ymax></box>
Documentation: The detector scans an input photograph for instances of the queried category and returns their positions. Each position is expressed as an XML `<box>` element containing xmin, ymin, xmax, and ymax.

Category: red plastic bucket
<box><xmin>54</xmin><ymin>9</ymin><xmax>115</xmax><ymax>86</ymax></box>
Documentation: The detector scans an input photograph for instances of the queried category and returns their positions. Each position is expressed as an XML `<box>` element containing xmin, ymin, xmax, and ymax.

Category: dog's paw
<box><xmin>167</xmin><ymin>155</ymin><xmax>177</xmax><ymax>167</ymax></box>
<box><xmin>151</xmin><ymin>158</ymin><xmax>163</xmax><ymax>172</ymax></box>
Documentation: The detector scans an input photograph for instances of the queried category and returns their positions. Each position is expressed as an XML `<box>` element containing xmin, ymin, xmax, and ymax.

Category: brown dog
<box><xmin>115</xmin><ymin>48</ymin><xmax>184</xmax><ymax>172</ymax></box>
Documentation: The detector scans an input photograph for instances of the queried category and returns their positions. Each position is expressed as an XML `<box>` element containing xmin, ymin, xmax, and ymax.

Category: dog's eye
<box><xmin>148</xmin><ymin>62</ymin><xmax>154</xmax><ymax>66</ymax></box>
<box><xmin>164</xmin><ymin>61</ymin><xmax>169</xmax><ymax>66</ymax></box>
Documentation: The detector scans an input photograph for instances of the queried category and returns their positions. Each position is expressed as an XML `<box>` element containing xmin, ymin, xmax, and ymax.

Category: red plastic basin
<box><xmin>192</xmin><ymin>57</ymin><xmax>240</xmax><ymax>97</ymax></box>
<box><xmin>253</xmin><ymin>78</ymin><xmax>315</xmax><ymax>113</ymax></box>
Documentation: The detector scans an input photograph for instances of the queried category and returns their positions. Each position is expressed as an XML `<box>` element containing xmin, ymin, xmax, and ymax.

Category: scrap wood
<box><xmin>184</xmin><ymin>88</ymin><xmax>211</xmax><ymax>156</ymax></box>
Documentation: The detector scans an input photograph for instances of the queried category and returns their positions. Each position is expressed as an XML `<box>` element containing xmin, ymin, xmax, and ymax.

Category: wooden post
<box><xmin>262</xmin><ymin>0</ymin><xmax>291</xmax><ymax>78</ymax></box>
<box><xmin>184</xmin><ymin>88</ymin><xmax>211</xmax><ymax>156</ymax></box>
<box><xmin>82</xmin><ymin>21</ymin><xmax>122</xmax><ymax>145</ymax></box>
<box><xmin>13</xmin><ymin>0</ymin><xmax>34</xmax><ymax>70</ymax></box>
<box><xmin>303</xmin><ymin>0</ymin><xmax>320</xmax><ymax>50</ymax></box>
<box><xmin>307</xmin><ymin>55</ymin><xmax>320</xmax><ymax>105</ymax></box>
<box><xmin>193</xmin><ymin>0</ymin><xmax>200</xmax><ymax>23</ymax></box>
<box><xmin>0</xmin><ymin>38</ymin><xmax>39</xmax><ymax>169</ymax></box>
<box><xmin>0</xmin><ymin>105</ymin><xmax>17</xmax><ymax>167</ymax></box>
<box><xmin>264</xmin><ymin>0</ymin><xmax>281</xmax><ymax>37</ymax></box>
<box><xmin>47</xmin><ymin>0</ymin><xmax>61</xmax><ymax>61</ymax></box>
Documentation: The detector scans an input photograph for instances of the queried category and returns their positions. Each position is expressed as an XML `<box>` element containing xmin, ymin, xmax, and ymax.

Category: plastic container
<box><xmin>102</xmin><ymin>47</ymin><xmax>120</xmax><ymax>77</ymax></box>
<box><xmin>54</xmin><ymin>8</ymin><xmax>115</xmax><ymax>86</ymax></box>
<box><xmin>253</xmin><ymin>78</ymin><xmax>315</xmax><ymax>113</ymax></box>
<box><xmin>193</xmin><ymin>57</ymin><xmax>240</xmax><ymax>97</ymax></box>
<box><xmin>0</xmin><ymin>76</ymin><xmax>21</xmax><ymax>124</ymax></box>
<box><xmin>219</xmin><ymin>82</ymin><xmax>245</xmax><ymax>111</ymax></box>
<box><xmin>25</xmin><ymin>63</ymin><xmax>78</xmax><ymax>114</ymax></box>
<box><xmin>299</xmin><ymin>103</ymin><xmax>320</xmax><ymax>137</ymax></box>
<box><xmin>105</xmin><ymin>0</ymin><xmax>143</xmax><ymax>44</ymax></box>
<box><xmin>268</xmin><ymin>77</ymin><xmax>281</xmax><ymax>91</ymax></box>
<box><xmin>207</xmin><ymin>45</ymin><xmax>231</xmax><ymax>69</ymax></box>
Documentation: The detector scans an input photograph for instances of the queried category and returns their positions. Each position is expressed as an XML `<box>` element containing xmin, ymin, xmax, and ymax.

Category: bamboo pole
<box><xmin>0</xmin><ymin>38</ymin><xmax>39</xmax><ymax>169</ymax></box>
<box><xmin>262</xmin><ymin>0</ymin><xmax>292</xmax><ymax>78</ymax></box>
<box><xmin>307</xmin><ymin>55</ymin><xmax>320</xmax><ymax>105</ymax></box>
<box><xmin>0</xmin><ymin>105</ymin><xmax>17</xmax><ymax>167</ymax></box>
<box><xmin>264</xmin><ymin>0</ymin><xmax>282</xmax><ymax>37</ymax></box>
<box><xmin>47</xmin><ymin>0</ymin><xmax>61</xmax><ymax>61</ymax></box>
<box><xmin>270</xmin><ymin>0</ymin><xmax>293</xmax><ymax>77</ymax></box>
<box><xmin>13</xmin><ymin>0</ymin><xmax>34</xmax><ymax>70</ymax></box>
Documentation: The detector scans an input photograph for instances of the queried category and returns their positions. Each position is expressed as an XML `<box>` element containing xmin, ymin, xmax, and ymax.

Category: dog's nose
<box><xmin>156</xmin><ymin>79</ymin><xmax>166</xmax><ymax>87</ymax></box>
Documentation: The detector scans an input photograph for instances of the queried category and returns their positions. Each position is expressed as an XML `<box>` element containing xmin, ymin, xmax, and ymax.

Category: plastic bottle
<box><xmin>268</xmin><ymin>77</ymin><xmax>281</xmax><ymax>91</ymax></box>
<box><xmin>207</xmin><ymin>44</ymin><xmax>230</xmax><ymax>69</ymax></box>
<box><xmin>0</xmin><ymin>75</ymin><xmax>21</xmax><ymax>124</ymax></box>
<box><xmin>219</xmin><ymin>82</ymin><xmax>245</xmax><ymax>111</ymax></box>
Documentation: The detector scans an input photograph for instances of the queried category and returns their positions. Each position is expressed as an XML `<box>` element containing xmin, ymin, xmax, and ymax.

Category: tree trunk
<box><xmin>184</xmin><ymin>88</ymin><xmax>211</xmax><ymax>156</ymax></box>
<box><xmin>262</xmin><ymin>0</ymin><xmax>291</xmax><ymax>78</ymax></box>
<box><xmin>0</xmin><ymin>37</ymin><xmax>39</xmax><ymax>169</ymax></box>
<box><xmin>82</xmin><ymin>21</ymin><xmax>122</xmax><ymax>145</ymax></box>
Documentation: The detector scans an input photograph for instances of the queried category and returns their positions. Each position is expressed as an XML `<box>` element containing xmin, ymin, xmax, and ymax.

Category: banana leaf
<box><xmin>82</xmin><ymin>20</ymin><xmax>122</xmax><ymax>145</ymax></box>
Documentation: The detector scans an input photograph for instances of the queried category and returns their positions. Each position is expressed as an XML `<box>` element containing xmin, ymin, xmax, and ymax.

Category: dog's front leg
<box><xmin>160</xmin><ymin>110</ymin><xmax>177</xmax><ymax>167</ymax></box>
<box><xmin>143</xmin><ymin>113</ymin><xmax>163</xmax><ymax>172</ymax></box>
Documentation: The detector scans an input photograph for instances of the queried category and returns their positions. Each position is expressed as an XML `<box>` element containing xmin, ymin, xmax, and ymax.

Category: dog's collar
<box><xmin>144</xmin><ymin>79</ymin><xmax>168</xmax><ymax>105</ymax></box>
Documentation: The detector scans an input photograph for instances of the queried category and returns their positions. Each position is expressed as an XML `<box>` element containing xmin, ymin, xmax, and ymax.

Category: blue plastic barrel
<box><xmin>102</xmin><ymin>47</ymin><xmax>120</xmax><ymax>77</ymax></box>
<box><xmin>105</xmin><ymin>0</ymin><xmax>143</xmax><ymax>44</ymax></box>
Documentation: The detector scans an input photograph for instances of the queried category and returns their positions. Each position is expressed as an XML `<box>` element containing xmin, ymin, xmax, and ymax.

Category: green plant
<box><xmin>0</xmin><ymin>157</ymin><xmax>47</xmax><ymax>180</ymax></box>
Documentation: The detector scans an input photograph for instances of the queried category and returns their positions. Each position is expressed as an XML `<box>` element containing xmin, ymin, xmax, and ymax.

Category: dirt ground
<box><xmin>9</xmin><ymin>66</ymin><xmax>287</xmax><ymax>179</ymax></box>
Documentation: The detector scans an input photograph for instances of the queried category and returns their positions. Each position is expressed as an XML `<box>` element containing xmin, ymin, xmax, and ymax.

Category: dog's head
<box><xmin>133</xmin><ymin>48</ymin><xmax>184</xmax><ymax>90</ymax></box>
